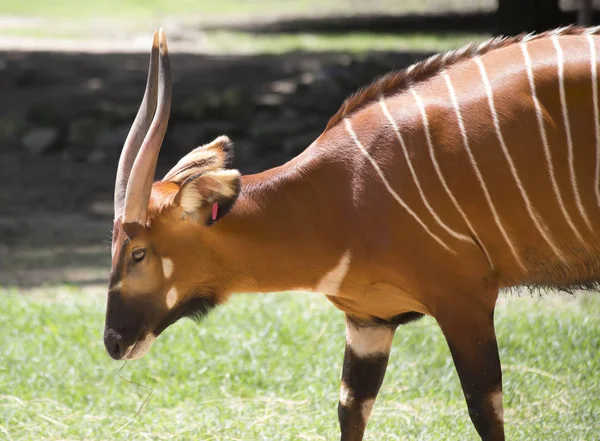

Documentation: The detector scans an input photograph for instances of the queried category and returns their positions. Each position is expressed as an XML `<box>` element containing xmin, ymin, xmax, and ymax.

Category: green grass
<box><xmin>0</xmin><ymin>0</ymin><xmax>491</xmax><ymax>55</ymax></box>
<box><xmin>0</xmin><ymin>0</ymin><xmax>494</xmax><ymax>19</ymax></box>
<box><xmin>0</xmin><ymin>25</ymin><xmax>489</xmax><ymax>55</ymax></box>
<box><xmin>0</xmin><ymin>0</ymin><xmax>346</xmax><ymax>18</ymax></box>
<box><xmin>1</xmin><ymin>287</ymin><xmax>598</xmax><ymax>440</ymax></box>
<box><xmin>202</xmin><ymin>31</ymin><xmax>487</xmax><ymax>55</ymax></box>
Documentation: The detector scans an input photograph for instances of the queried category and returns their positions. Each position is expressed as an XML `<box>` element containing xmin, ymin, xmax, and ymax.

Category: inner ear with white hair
<box><xmin>175</xmin><ymin>169</ymin><xmax>241</xmax><ymax>225</ymax></box>
<box><xmin>162</xmin><ymin>135</ymin><xmax>234</xmax><ymax>184</ymax></box>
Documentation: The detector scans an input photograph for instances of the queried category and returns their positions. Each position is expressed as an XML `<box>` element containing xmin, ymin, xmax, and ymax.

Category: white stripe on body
<box><xmin>552</xmin><ymin>36</ymin><xmax>593</xmax><ymax>231</ymax></box>
<box><xmin>379</xmin><ymin>98</ymin><xmax>473</xmax><ymax>243</ymax></box>
<box><xmin>434</xmin><ymin>78</ymin><xmax>526</xmax><ymax>271</ymax></box>
<box><xmin>521</xmin><ymin>42</ymin><xmax>585</xmax><ymax>244</ymax></box>
<box><xmin>343</xmin><ymin>118</ymin><xmax>455</xmax><ymax>253</ymax></box>
<box><xmin>474</xmin><ymin>58</ymin><xmax>566</xmax><ymax>263</ymax></box>
<box><xmin>314</xmin><ymin>249</ymin><xmax>352</xmax><ymax>295</ymax></box>
<box><xmin>410</xmin><ymin>86</ymin><xmax>499</xmax><ymax>271</ymax></box>
<box><xmin>587</xmin><ymin>34</ymin><xmax>600</xmax><ymax>210</ymax></box>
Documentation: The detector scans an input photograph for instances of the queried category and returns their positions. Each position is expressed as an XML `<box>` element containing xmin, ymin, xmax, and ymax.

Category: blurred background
<box><xmin>0</xmin><ymin>0</ymin><xmax>598</xmax><ymax>287</ymax></box>
<box><xmin>0</xmin><ymin>2</ymin><xmax>599</xmax><ymax>441</ymax></box>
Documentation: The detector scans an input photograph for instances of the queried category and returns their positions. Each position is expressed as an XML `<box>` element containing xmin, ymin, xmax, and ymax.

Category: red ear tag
<box><xmin>211</xmin><ymin>202</ymin><xmax>219</xmax><ymax>221</ymax></box>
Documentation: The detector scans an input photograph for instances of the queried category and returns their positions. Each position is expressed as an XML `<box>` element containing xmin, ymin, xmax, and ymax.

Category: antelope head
<box><xmin>104</xmin><ymin>29</ymin><xmax>241</xmax><ymax>360</ymax></box>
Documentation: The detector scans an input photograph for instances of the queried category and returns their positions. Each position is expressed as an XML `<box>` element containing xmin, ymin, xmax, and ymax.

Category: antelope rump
<box><xmin>104</xmin><ymin>27</ymin><xmax>600</xmax><ymax>441</ymax></box>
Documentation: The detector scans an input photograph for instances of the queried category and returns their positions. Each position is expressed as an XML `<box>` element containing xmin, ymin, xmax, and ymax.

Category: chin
<box><xmin>125</xmin><ymin>333</ymin><xmax>157</xmax><ymax>360</ymax></box>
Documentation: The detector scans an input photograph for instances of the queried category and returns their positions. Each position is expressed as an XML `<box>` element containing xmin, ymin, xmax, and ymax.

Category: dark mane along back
<box><xmin>325</xmin><ymin>25</ymin><xmax>600</xmax><ymax>131</ymax></box>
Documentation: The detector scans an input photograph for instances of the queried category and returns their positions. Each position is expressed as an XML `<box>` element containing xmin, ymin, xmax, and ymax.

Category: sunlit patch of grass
<box><xmin>0</xmin><ymin>0</ymin><xmax>490</xmax><ymax>55</ymax></box>
<box><xmin>0</xmin><ymin>27</ymin><xmax>86</xmax><ymax>39</ymax></box>
<box><xmin>0</xmin><ymin>0</ymin><xmax>495</xmax><ymax>20</ymax></box>
<box><xmin>201</xmin><ymin>31</ymin><xmax>489</xmax><ymax>55</ymax></box>
<box><xmin>0</xmin><ymin>287</ymin><xmax>598</xmax><ymax>440</ymax></box>
<box><xmin>0</xmin><ymin>26</ymin><xmax>489</xmax><ymax>56</ymax></box>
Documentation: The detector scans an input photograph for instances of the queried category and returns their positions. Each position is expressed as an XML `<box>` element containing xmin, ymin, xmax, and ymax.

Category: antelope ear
<box><xmin>163</xmin><ymin>135</ymin><xmax>234</xmax><ymax>184</ymax></box>
<box><xmin>175</xmin><ymin>169</ymin><xmax>241</xmax><ymax>225</ymax></box>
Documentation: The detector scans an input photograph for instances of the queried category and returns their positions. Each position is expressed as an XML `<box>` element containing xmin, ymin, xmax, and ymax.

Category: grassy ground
<box><xmin>200</xmin><ymin>32</ymin><xmax>487</xmax><ymax>55</ymax></box>
<box><xmin>0</xmin><ymin>0</ymin><xmax>492</xmax><ymax>54</ymax></box>
<box><xmin>0</xmin><ymin>0</ymin><xmax>495</xmax><ymax>19</ymax></box>
<box><xmin>1</xmin><ymin>287</ymin><xmax>598</xmax><ymax>441</ymax></box>
<box><xmin>0</xmin><ymin>26</ymin><xmax>487</xmax><ymax>55</ymax></box>
<box><xmin>0</xmin><ymin>2</ymin><xmax>595</xmax><ymax>440</ymax></box>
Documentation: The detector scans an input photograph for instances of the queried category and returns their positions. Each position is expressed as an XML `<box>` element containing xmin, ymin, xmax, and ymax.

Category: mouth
<box><xmin>122</xmin><ymin>333</ymin><xmax>156</xmax><ymax>360</ymax></box>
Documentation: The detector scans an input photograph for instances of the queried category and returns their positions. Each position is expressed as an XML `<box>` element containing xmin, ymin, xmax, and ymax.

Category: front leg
<box><xmin>338</xmin><ymin>315</ymin><xmax>395</xmax><ymax>441</ymax></box>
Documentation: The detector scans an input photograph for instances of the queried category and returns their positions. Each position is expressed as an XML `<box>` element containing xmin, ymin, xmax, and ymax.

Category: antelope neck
<box><xmin>215</xmin><ymin>149</ymin><xmax>347</xmax><ymax>295</ymax></box>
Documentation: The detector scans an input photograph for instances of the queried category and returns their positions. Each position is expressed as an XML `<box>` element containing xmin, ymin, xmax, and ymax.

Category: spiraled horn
<box><xmin>122</xmin><ymin>28</ymin><xmax>172</xmax><ymax>226</ymax></box>
<box><xmin>114</xmin><ymin>29</ymin><xmax>160</xmax><ymax>221</ymax></box>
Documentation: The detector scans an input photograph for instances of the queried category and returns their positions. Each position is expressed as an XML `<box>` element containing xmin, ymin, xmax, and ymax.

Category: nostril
<box><xmin>104</xmin><ymin>327</ymin><xmax>124</xmax><ymax>360</ymax></box>
<box><xmin>108</xmin><ymin>340</ymin><xmax>122</xmax><ymax>359</ymax></box>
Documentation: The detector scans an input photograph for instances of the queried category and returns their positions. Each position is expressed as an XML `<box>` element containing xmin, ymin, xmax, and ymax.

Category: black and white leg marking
<box><xmin>338</xmin><ymin>316</ymin><xmax>395</xmax><ymax>441</ymax></box>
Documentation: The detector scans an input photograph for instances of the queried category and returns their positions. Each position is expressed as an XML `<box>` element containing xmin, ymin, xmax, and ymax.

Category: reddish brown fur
<box><xmin>106</xmin><ymin>27</ymin><xmax>600</xmax><ymax>441</ymax></box>
<box><xmin>148</xmin><ymin>181</ymin><xmax>178</xmax><ymax>218</ymax></box>
<box><xmin>326</xmin><ymin>25</ymin><xmax>598</xmax><ymax>131</ymax></box>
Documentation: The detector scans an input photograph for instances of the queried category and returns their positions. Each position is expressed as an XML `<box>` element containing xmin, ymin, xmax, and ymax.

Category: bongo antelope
<box><xmin>105</xmin><ymin>27</ymin><xmax>600</xmax><ymax>441</ymax></box>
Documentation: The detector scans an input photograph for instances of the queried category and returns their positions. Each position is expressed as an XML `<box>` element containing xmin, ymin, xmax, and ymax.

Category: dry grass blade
<box><xmin>503</xmin><ymin>364</ymin><xmax>567</xmax><ymax>383</ymax></box>
<box><xmin>38</xmin><ymin>414</ymin><xmax>69</xmax><ymax>429</ymax></box>
<box><xmin>0</xmin><ymin>424</ymin><xmax>14</xmax><ymax>441</ymax></box>
<box><xmin>115</xmin><ymin>361</ymin><xmax>154</xmax><ymax>434</ymax></box>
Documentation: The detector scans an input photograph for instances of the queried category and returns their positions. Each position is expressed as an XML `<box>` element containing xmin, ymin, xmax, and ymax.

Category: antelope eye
<box><xmin>132</xmin><ymin>249</ymin><xmax>146</xmax><ymax>263</ymax></box>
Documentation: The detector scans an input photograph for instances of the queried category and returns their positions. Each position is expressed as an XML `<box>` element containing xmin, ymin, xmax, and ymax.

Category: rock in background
<box><xmin>0</xmin><ymin>49</ymin><xmax>429</xmax><ymax>220</ymax></box>
<box><xmin>1</xmin><ymin>50</ymin><xmax>426</xmax><ymax>173</ymax></box>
